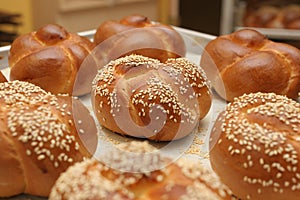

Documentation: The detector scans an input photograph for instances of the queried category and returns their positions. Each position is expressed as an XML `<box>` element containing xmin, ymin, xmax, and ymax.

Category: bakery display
<box><xmin>92</xmin><ymin>54</ymin><xmax>212</xmax><ymax>141</ymax></box>
<box><xmin>243</xmin><ymin>3</ymin><xmax>300</xmax><ymax>29</ymax></box>
<box><xmin>200</xmin><ymin>28</ymin><xmax>300</xmax><ymax>102</ymax></box>
<box><xmin>8</xmin><ymin>23</ymin><xmax>96</xmax><ymax>96</ymax></box>
<box><xmin>49</xmin><ymin>141</ymin><xmax>234</xmax><ymax>200</ymax></box>
<box><xmin>0</xmin><ymin>80</ymin><xmax>98</xmax><ymax>197</ymax></box>
<box><xmin>209</xmin><ymin>92</ymin><xmax>300</xmax><ymax>200</ymax></box>
<box><xmin>93</xmin><ymin>14</ymin><xmax>186</xmax><ymax>62</ymax></box>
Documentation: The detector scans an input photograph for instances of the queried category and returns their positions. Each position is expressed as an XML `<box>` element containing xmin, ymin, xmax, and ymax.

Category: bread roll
<box><xmin>93</xmin><ymin>14</ymin><xmax>186</xmax><ymax>62</ymax></box>
<box><xmin>8</xmin><ymin>23</ymin><xmax>96</xmax><ymax>96</ymax></box>
<box><xmin>200</xmin><ymin>29</ymin><xmax>300</xmax><ymax>102</ymax></box>
<box><xmin>243</xmin><ymin>4</ymin><xmax>300</xmax><ymax>29</ymax></box>
<box><xmin>92</xmin><ymin>54</ymin><xmax>212</xmax><ymax>141</ymax></box>
<box><xmin>0</xmin><ymin>80</ymin><xmax>98</xmax><ymax>197</ymax></box>
<box><xmin>49</xmin><ymin>141</ymin><xmax>234</xmax><ymax>200</ymax></box>
<box><xmin>209</xmin><ymin>92</ymin><xmax>300</xmax><ymax>200</ymax></box>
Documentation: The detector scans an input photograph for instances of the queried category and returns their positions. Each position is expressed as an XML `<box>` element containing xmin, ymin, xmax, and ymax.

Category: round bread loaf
<box><xmin>200</xmin><ymin>29</ymin><xmax>300</xmax><ymax>102</ymax></box>
<box><xmin>49</xmin><ymin>141</ymin><xmax>234</xmax><ymax>200</ymax></box>
<box><xmin>8</xmin><ymin>23</ymin><xmax>96</xmax><ymax>96</ymax></box>
<box><xmin>93</xmin><ymin>14</ymin><xmax>186</xmax><ymax>62</ymax></box>
<box><xmin>209</xmin><ymin>92</ymin><xmax>300</xmax><ymax>200</ymax></box>
<box><xmin>91</xmin><ymin>54</ymin><xmax>212</xmax><ymax>141</ymax></box>
<box><xmin>0</xmin><ymin>80</ymin><xmax>98</xmax><ymax>197</ymax></box>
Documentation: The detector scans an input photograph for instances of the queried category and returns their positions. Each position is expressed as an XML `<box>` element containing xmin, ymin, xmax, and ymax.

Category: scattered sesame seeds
<box><xmin>91</xmin><ymin>54</ymin><xmax>211</xmax><ymax>140</ymax></box>
<box><xmin>0</xmin><ymin>80</ymin><xmax>88</xmax><ymax>169</ymax></box>
<box><xmin>49</xmin><ymin>141</ymin><xmax>232</xmax><ymax>200</ymax></box>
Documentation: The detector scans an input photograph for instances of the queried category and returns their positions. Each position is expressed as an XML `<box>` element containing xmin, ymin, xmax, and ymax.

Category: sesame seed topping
<box><xmin>213</xmin><ymin>92</ymin><xmax>300</xmax><ymax>197</ymax></box>
<box><xmin>0</xmin><ymin>80</ymin><xmax>86</xmax><ymax>168</ymax></box>
<box><xmin>92</xmin><ymin>54</ymin><xmax>211</xmax><ymax>139</ymax></box>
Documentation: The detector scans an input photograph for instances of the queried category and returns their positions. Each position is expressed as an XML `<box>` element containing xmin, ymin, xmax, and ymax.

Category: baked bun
<box><xmin>92</xmin><ymin>54</ymin><xmax>212</xmax><ymax>141</ymax></box>
<box><xmin>243</xmin><ymin>4</ymin><xmax>300</xmax><ymax>29</ymax></box>
<box><xmin>200</xmin><ymin>28</ymin><xmax>300</xmax><ymax>102</ymax></box>
<box><xmin>0</xmin><ymin>80</ymin><xmax>98</xmax><ymax>197</ymax></box>
<box><xmin>8</xmin><ymin>23</ymin><xmax>96</xmax><ymax>96</ymax></box>
<box><xmin>209</xmin><ymin>92</ymin><xmax>300</xmax><ymax>200</ymax></box>
<box><xmin>49</xmin><ymin>141</ymin><xmax>233</xmax><ymax>200</ymax></box>
<box><xmin>93</xmin><ymin>14</ymin><xmax>186</xmax><ymax>62</ymax></box>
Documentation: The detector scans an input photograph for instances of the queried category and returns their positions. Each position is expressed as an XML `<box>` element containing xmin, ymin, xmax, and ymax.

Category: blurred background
<box><xmin>0</xmin><ymin>0</ymin><xmax>300</xmax><ymax>47</ymax></box>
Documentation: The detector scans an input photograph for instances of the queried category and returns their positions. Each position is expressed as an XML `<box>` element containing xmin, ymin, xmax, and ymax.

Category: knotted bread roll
<box><xmin>93</xmin><ymin>14</ymin><xmax>186</xmax><ymax>62</ymax></box>
<box><xmin>243</xmin><ymin>4</ymin><xmax>300</xmax><ymax>29</ymax></box>
<box><xmin>8</xmin><ymin>24</ymin><xmax>96</xmax><ymax>96</ymax></box>
<box><xmin>49</xmin><ymin>141</ymin><xmax>234</xmax><ymax>200</ymax></box>
<box><xmin>209</xmin><ymin>92</ymin><xmax>300</xmax><ymax>200</ymax></box>
<box><xmin>200</xmin><ymin>29</ymin><xmax>300</xmax><ymax>102</ymax></box>
<box><xmin>0</xmin><ymin>80</ymin><xmax>98</xmax><ymax>197</ymax></box>
<box><xmin>92</xmin><ymin>54</ymin><xmax>212</xmax><ymax>141</ymax></box>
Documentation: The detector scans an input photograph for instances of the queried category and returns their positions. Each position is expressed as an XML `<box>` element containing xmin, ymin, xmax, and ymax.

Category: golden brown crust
<box><xmin>93</xmin><ymin>14</ymin><xmax>186</xmax><ymax>62</ymax></box>
<box><xmin>0</xmin><ymin>80</ymin><xmax>98</xmax><ymax>197</ymax></box>
<box><xmin>8</xmin><ymin>23</ymin><xmax>96</xmax><ymax>96</ymax></box>
<box><xmin>209</xmin><ymin>92</ymin><xmax>300</xmax><ymax>200</ymax></box>
<box><xmin>0</xmin><ymin>71</ymin><xmax>7</xmax><ymax>83</ymax></box>
<box><xmin>49</xmin><ymin>141</ymin><xmax>233</xmax><ymax>200</ymax></box>
<box><xmin>91</xmin><ymin>54</ymin><xmax>212</xmax><ymax>141</ymax></box>
<box><xmin>200</xmin><ymin>29</ymin><xmax>300</xmax><ymax>102</ymax></box>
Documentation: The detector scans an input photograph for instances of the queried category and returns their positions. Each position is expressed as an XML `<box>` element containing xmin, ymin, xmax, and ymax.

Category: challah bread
<box><xmin>0</xmin><ymin>80</ymin><xmax>98</xmax><ymax>197</ymax></box>
<box><xmin>209</xmin><ymin>92</ymin><xmax>300</xmax><ymax>200</ymax></box>
<box><xmin>200</xmin><ymin>28</ymin><xmax>300</xmax><ymax>102</ymax></box>
<box><xmin>49</xmin><ymin>141</ymin><xmax>234</xmax><ymax>200</ymax></box>
<box><xmin>243</xmin><ymin>4</ymin><xmax>300</xmax><ymax>29</ymax></box>
<box><xmin>92</xmin><ymin>54</ymin><xmax>212</xmax><ymax>141</ymax></box>
<box><xmin>93</xmin><ymin>14</ymin><xmax>186</xmax><ymax>62</ymax></box>
<box><xmin>8</xmin><ymin>23</ymin><xmax>96</xmax><ymax>96</ymax></box>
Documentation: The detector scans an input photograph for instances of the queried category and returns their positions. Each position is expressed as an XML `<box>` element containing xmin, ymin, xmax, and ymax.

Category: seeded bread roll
<box><xmin>8</xmin><ymin>23</ymin><xmax>96</xmax><ymax>96</ymax></box>
<box><xmin>92</xmin><ymin>54</ymin><xmax>212</xmax><ymax>141</ymax></box>
<box><xmin>0</xmin><ymin>81</ymin><xmax>98</xmax><ymax>197</ymax></box>
<box><xmin>200</xmin><ymin>29</ymin><xmax>300</xmax><ymax>102</ymax></box>
<box><xmin>209</xmin><ymin>92</ymin><xmax>300</xmax><ymax>200</ymax></box>
<box><xmin>93</xmin><ymin>14</ymin><xmax>186</xmax><ymax>62</ymax></box>
<box><xmin>49</xmin><ymin>141</ymin><xmax>234</xmax><ymax>200</ymax></box>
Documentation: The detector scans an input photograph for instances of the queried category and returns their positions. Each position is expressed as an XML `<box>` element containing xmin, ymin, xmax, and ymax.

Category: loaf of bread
<box><xmin>243</xmin><ymin>4</ymin><xmax>300</xmax><ymax>29</ymax></box>
<box><xmin>92</xmin><ymin>54</ymin><xmax>212</xmax><ymax>141</ymax></box>
<box><xmin>8</xmin><ymin>23</ymin><xmax>96</xmax><ymax>96</ymax></box>
<box><xmin>0</xmin><ymin>80</ymin><xmax>98</xmax><ymax>197</ymax></box>
<box><xmin>49</xmin><ymin>141</ymin><xmax>234</xmax><ymax>200</ymax></box>
<box><xmin>209</xmin><ymin>92</ymin><xmax>300</xmax><ymax>200</ymax></box>
<box><xmin>93</xmin><ymin>14</ymin><xmax>186</xmax><ymax>62</ymax></box>
<box><xmin>200</xmin><ymin>28</ymin><xmax>300</xmax><ymax>102</ymax></box>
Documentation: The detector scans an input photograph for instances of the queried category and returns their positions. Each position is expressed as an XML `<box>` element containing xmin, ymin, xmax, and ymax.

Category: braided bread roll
<box><xmin>8</xmin><ymin>24</ymin><xmax>96</xmax><ymax>96</ymax></box>
<box><xmin>0</xmin><ymin>81</ymin><xmax>98</xmax><ymax>197</ymax></box>
<box><xmin>200</xmin><ymin>29</ymin><xmax>300</xmax><ymax>102</ymax></box>
<box><xmin>93</xmin><ymin>14</ymin><xmax>186</xmax><ymax>62</ymax></box>
<box><xmin>49</xmin><ymin>141</ymin><xmax>234</xmax><ymax>200</ymax></box>
<box><xmin>243</xmin><ymin>4</ymin><xmax>300</xmax><ymax>29</ymax></box>
<box><xmin>92</xmin><ymin>54</ymin><xmax>212</xmax><ymax>141</ymax></box>
<box><xmin>209</xmin><ymin>92</ymin><xmax>300</xmax><ymax>200</ymax></box>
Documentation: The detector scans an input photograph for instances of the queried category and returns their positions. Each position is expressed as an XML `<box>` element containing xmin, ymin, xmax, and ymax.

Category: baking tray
<box><xmin>0</xmin><ymin>27</ymin><xmax>224</xmax><ymax>199</ymax></box>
